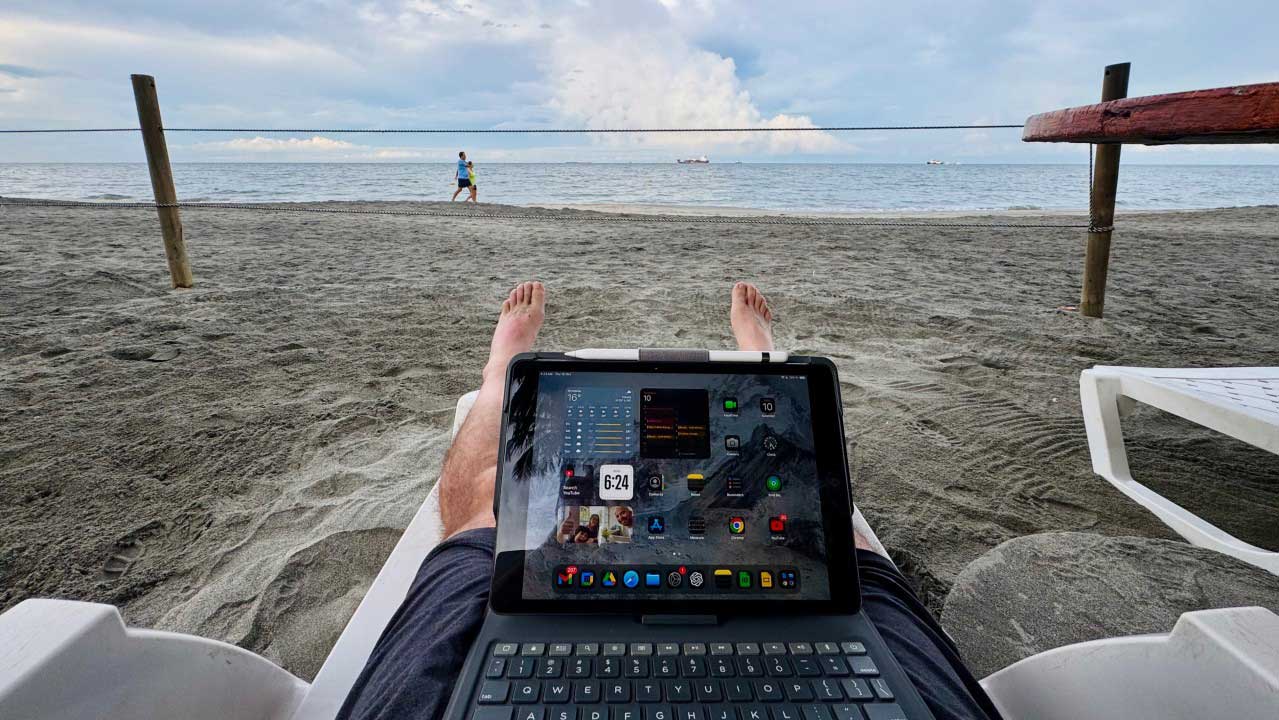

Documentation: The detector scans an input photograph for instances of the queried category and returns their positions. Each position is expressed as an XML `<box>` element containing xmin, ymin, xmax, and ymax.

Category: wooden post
<box><xmin>1080</xmin><ymin>62</ymin><xmax>1129</xmax><ymax>318</ymax></box>
<box><xmin>131</xmin><ymin>74</ymin><xmax>193</xmax><ymax>288</ymax></box>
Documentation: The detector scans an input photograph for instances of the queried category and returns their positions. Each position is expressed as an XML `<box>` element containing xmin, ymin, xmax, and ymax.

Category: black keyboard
<box><xmin>469</xmin><ymin>640</ymin><xmax>909</xmax><ymax>720</ymax></box>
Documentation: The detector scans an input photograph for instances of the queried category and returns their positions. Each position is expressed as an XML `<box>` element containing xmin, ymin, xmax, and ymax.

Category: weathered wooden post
<box><xmin>1080</xmin><ymin>62</ymin><xmax>1129</xmax><ymax>318</ymax></box>
<box><xmin>131</xmin><ymin>74</ymin><xmax>193</xmax><ymax>288</ymax></box>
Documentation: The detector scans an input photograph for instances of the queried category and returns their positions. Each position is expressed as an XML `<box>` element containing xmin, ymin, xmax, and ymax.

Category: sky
<box><xmin>1</xmin><ymin>0</ymin><xmax>1277</xmax><ymax>164</ymax></box>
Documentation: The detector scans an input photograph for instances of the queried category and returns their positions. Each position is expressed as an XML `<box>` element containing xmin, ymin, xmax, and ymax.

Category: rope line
<box><xmin>0</xmin><ymin>124</ymin><xmax>1025</xmax><ymax>135</ymax></box>
<box><xmin>0</xmin><ymin>198</ymin><xmax>1088</xmax><ymax>229</ymax></box>
<box><xmin>1086</xmin><ymin>143</ymin><xmax>1114</xmax><ymax>233</ymax></box>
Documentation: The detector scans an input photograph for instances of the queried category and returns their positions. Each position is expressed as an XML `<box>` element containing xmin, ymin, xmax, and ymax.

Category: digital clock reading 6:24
<box><xmin>598</xmin><ymin>464</ymin><xmax>634</xmax><ymax>500</ymax></box>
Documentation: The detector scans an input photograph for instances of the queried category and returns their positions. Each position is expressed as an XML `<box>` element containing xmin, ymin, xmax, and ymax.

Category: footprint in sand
<box><xmin>102</xmin><ymin>540</ymin><xmax>146</xmax><ymax>579</ymax></box>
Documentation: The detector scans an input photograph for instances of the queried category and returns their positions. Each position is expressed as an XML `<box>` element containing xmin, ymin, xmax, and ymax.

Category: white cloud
<box><xmin>196</xmin><ymin>136</ymin><xmax>360</xmax><ymax>152</ymax></box>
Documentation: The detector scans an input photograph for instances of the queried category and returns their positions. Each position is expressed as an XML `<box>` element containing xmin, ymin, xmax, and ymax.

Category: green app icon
<box><xmin>723</xmin><ymin>398</ymin><xmax>738</xmax><ymax>412</ymax></box>
<box><xmin>738</xmin><ymin>571</ymin><xmax>752</xmax><ymax>588</ymax></box>
<box><xmin>766</xmin><ymin>475</ymin><xmax>782</xmax><ymax>492</ymax></box>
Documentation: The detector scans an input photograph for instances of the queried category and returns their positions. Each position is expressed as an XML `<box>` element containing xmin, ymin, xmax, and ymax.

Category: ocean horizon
<box><xmin>4</xmin><ymin>162</ymin><xmax>1278</xmax><ymax>213</ymax></box>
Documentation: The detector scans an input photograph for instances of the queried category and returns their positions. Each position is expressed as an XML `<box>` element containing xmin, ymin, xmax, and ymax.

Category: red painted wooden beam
<box><xmin>1023</xmin><ymin>81</ymin><xmax>1279</xmax><ymax>144</ymax></box>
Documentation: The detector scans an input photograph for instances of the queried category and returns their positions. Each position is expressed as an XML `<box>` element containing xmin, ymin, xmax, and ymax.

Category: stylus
<box><xmin>565</xmin><ymin>348</ymin><xmax>790</xmax><ymax>363</ymax></box>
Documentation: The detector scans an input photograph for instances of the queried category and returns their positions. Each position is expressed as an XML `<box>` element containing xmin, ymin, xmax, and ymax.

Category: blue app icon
<box><xmin>645</xmin><ymin>572</ymin><xmax>661</xmax><ymax>587</ymax></box>
<box><xmin>623</xmin><ymin>570</ymin><xmax>640</xmax><ymax>588</ymax></box>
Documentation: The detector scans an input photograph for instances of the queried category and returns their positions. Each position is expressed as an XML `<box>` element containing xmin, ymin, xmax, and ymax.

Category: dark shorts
<box><xmin>458</xmin><ymin>178</ymin><xmax>471</xmax><ymax>188</ymax></box>
<box><xmin>337</xmin><ymin>529</ymin><xmax>1001</xmax><ymax>720</ymax></box>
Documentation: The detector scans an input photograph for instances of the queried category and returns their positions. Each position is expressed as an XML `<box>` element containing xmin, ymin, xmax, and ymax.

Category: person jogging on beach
<box><xmin>336</xmin><ymin>281</ymin><xmax>1002</xmax><ymax>720</ymax></box>
<box><xmin>451</xmin><ymin>151</ymin><xmax>471</xmax><ymax>201</ymax></box>
<box><xmin>466</xmin><ymin>161</ymin><xmax>478</xmax><ymax>202</ymax></box>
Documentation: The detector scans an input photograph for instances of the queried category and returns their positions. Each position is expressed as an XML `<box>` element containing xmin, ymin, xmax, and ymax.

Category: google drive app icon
<box><xmin>602</xmin><ymin>571</ymin><xmax>617</xmax><ymax>588</ymax></box>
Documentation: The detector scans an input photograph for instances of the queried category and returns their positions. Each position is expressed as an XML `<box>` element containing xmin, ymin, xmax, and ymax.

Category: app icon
<box><xmin>686</xmin><ymin>473</ymin><xmax>706</xmax><ymax>493</ymax></box>
<box><xmin>723</xmin><ymin>398</ymin><xmax>739</xmax><ymax>414</ymax></box>
<box><xmin>729</xmin><ymin>517</ymin><xmax>746</xmax><ymax>535</ymax></box>
<box><xmin>766</xmin><ymin>475</ymin><xmax>783</xmax><ymax>492</ymax></box>
<box><xmin>760</xmin><ymin>398</ymin><xmax>776</xmax><ymax>416</ymax></box>
<box><xmin>738</xmin><ymin>570</ymin><xmax>752</xmax><ymax>589</ymax></box>
<box><xmin>645</xmin><ymin>572</ymin><xmax>661</xmax><ymax>588</ymax></box>
<box><xmin>724</xmin><ymin>435</ymin><xmax>740</xmax><ymax>452</ymax></box>
<box><xmin>689</xmin><ymin>571</ymin><xmax>705</xmax><ymax>588</ymax></box>
<box><xmin>602</xmin><ymin>571</ymin><xmax>618</xmax><ymax>588</ymax></box>
<box><xmin>646</xmin><ymin>473</ymin><xmax>664</xmax><ymax>492</ymax></box>
<box><xmin>688</xmin><ymin>516</ymin><xmax>706</xmax><ymax>536</ymax></box>
<box><xmin>667</xmin><ymin>570</ymin><xmax>683</xmax><ymax>588</ymax></box>
<box><xmin>560</xmin><ymin>465</ymin><xmax>583</xmax><ymax>497</ymax></box>
<box><xmin>580</xmin><ymin>570</ymin><xmax>596</xmax><ymax>588</ymax></box>
<box><xmin>556</xmin><ymin>566</ymin><xmax>577</xmax><ymax>587</ymax></box>
<box><xmin>779</xmin><ymin>570</ymin><xmax>797</xmax><ymax>589</ymax></box>
<box><xmin>714</xmin><ymin>569</ymin><xmax>733</xmax><ymax>589</ymax></box>
<box><xmin>769</xmin><ymin>515</ymin><xmax>788</xmax><ymax>534</ymax></box>
<box><xmin>760</xmin><ymin>571</ymin><xmax>774</xmax><ymax>589</ymax></box>
<box><xmin>623</xmin><ymin>570</ymin><xmax>640</xmax><ymax>588</ymax></box>
<box><xmin>725</xmin><ymin>477</ymin><xmax>743</xmax><ymax>495</ymax></box>
<box><xmin>763</xmin><ymin>435</ymin><xmax>779</xmax><ymax>453</ymax></box>
<box><xmin>599</xmin><ymin>464</ymin><xmax>634</xmax><ymax>501</ymax></box>
<box><xmin>648</xmin><ymin>516</ymin><xmax>666</xmax><ymax>534</ymax></box>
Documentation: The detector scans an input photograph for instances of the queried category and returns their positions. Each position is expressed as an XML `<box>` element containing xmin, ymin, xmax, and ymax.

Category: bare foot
<box><xmin>484</xmin><ymin>281</ymin><xmax>545</xmax><ymax>381</ymax></box>
<box><xmin>730</xmin><ymin>281</ymin><xmax>775</xmax><ymax>351</ymax></box>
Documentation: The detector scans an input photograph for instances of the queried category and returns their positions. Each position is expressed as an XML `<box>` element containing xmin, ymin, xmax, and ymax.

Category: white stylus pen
<box><xmin>565</xmin><ymin>348</ymin><xmax>790</xmax><ymax>363</ymax></box>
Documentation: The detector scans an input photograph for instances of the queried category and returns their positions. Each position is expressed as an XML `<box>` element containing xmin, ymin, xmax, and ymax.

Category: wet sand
<box><xmin>2</xmin><ymin>200</ymin><xmax>1276</xmax><ymax>679</ymax></box>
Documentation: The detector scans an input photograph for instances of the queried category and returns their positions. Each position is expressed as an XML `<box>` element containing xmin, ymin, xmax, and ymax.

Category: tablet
<box><xmin>491</xmin><ymin>354</ymin><xmax>861</xmax><ymax>615</ymax></box>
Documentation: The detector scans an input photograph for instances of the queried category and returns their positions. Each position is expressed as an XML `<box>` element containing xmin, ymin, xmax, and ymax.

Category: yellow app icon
<box><xmin>714</xmin><ymin>568</ymin><xmax>732</xmax><ymax>589</ymax></box>
<box><xmin>687</xmin><ymin>473</ymin><xmax>707</xmax><ymax>493</ymax></box>
<box><xmin>760</xmin><ymin>571</ymin><xmax>774</xmax><ymax>589</ymax></box>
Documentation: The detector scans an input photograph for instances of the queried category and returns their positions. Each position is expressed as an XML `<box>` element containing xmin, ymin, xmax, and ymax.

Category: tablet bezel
<box><xmin>489</xmin><ymin>353</ymin><xmax>861</xmax><ymax>615</ymax></box>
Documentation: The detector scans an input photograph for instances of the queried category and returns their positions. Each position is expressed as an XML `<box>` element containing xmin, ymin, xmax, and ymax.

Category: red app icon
<box><xmin>769</xmin><ymin>515</ymin><xmax>787</xmax><ymax>533</ymax></box>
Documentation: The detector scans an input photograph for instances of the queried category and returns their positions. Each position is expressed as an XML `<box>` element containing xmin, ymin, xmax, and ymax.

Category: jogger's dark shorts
<box><xmin>458</xmin><ymin>178</ymin><xmax>471</xmax><ymax>188</ymax></box>
<box><xmin>337</xmin><ymin>528</ymin><xmax>1001</xmax><ymax>720</ymax></box>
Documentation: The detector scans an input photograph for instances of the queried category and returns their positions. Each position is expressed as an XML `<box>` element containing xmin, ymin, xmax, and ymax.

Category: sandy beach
<box><xmin>2</xmin><ymin>200</ymin><xmax>1277</xmax><ymax>680</ymax></box>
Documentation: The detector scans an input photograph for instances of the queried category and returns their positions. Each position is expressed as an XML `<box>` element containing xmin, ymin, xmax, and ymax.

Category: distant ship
<box><xmin>926</xmin><ymin>159</ymin><xmax>945</xmax><ymax>165</ymax></box>
<box><xmin>677</xmin><ymin>156</ymin><xmax>710</xmax><ymax>164</ymax></box>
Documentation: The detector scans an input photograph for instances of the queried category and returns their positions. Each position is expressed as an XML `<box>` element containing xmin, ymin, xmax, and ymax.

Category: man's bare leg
<box><xmin>439</xmin><ymin>281</ymin><xmax>545</xmax><ymax>538</ymax></box>
<box><xmin>452</xmin><ymin>186</ymin><xmax>465</xmax><ymax>201</ymax></box>
<box><xmin>728</xmin><ymin>281</ymin><xmax>887</xmax><ymax>558</ymax></box>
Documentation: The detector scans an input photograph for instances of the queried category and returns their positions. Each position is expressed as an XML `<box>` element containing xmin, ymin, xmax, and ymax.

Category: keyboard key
<box><xmin>724</xmin><ymin>679</ymin><xmax>753</xmax><ymax>702</ymax></box>
<box><xmin>736</xmin><ymin>657</ymin><xmax>764</xmax><ymax>677</ymax></box>
<box><xmin>783</xmin><ymin>681</ymin><xmax>815</xmax><ymax>702</ymax></box>
<box><xmin>769</xmin><ymin>705</ymin><xmax>801</xmax><ymax>720</ymax></box>
<box><xmin>655</xmin><ymin>658</ymin><xmax>679</xmax><ymax>678</ymax></box>
<box><xmin>862</xmin><ymin>705</ymin><xmax>906</xmax><ymax>720</ymax></box>
<box><xmin>538</xmin><ymin>658</ymin><xmax>563</xmax><ymax>678</ymax></box>
<box><xmin>645</xmin><ymin>707</ymin><xmax>674</xmax><ymax>720</ymax></box>
<box><xmin>546</xmin><ymin>707</ymin><xmax>574</xmax><ymax>720</ymax></box>
<box><xmin>626</xmin><ymin>657</ymin><xmax>650</xmax><ymax>678</ymax></box>
<box><xmin>615</xmin><ymin>706</ymin><xmax>642</xmax><ymax>720</ymax></box>
<box><xmin>847</xmin><ymin>656</ymin><xmax>878</xmax><ymax>677</ymax></box>
<box><xmin>839</xmin><ymin>643</ymin><xmax>866</xmax><ymax>656</ymax></box>
<box><xmin>523</xmin><ymin>643</ymin><xmax>547</xmax><ymax>656</ymax></box>
<box><xmin>580</xmin><ymin>709</ymin><xmax>607</xmax><ymax>720</ymax></box>
<box><xmin>818</xmin><ymin>657</ymin><xmax>848</xmax><ymax>677</ymax></box>
<box><xmin>812</xmin><ymin>678</ymin><xmax>842</xmax><ymax>701</ymax></box>
<box><xmin>709</xmin><ymin>657</ymin><xmax>736</xmax><ymax>677</ymax></box>
<box><xmin>605</xmin><ymin>644</ymin><xmax>628</xmax><ymax>657</ymax></box>
<box><xmin>599</xmin><ymin>657</ymin><xmax>621</xmax><ymax>678</ymax></box>
<box><xmin>568</xmin><ymin>658</ymin><xmax>593</xmax><ymax>678</ymax></box>
<box><xmin>814</xmin><ymin>643</ymin><xmax>840</xmax><ymax>656</ymax></box>
<box><xmin>800</xmin><ymin>705</ymin><xmax>833</xmax><ymax>720</ymax></box>
<box><xmin>508</xmin><ymin>658</ymin><xmax>536</xmax><ymax>679</ymax></box>
<box><xmin>513</xmin><ymin>708</ymin><xmax>544</xmax><ymax>720</ymax></box>
<box><xmin>632</xmin><ymin>643</ymin><xmax>654</xmax><ymax>657</ymax></box>
<box><xmin>665</xmin><ymin>680</ymin><xmax>693</xmax><ymax>702</ymax></box>
<box><xmin>695</xmin><ymin>680</ymin><xmax>722</xmax><ymax>702</ymax></box>
<box><xmin>494</xmin><ymin>643</ymin><xmax>520</xmax><ymax>657</ymax></box>
<box><xmin>681</xmin><ymin>656</ymin><xmax>708</xmax><ymax>678</ymax></box>
<box><xmin>788</xmin><ymin>643</ymin><xmax>814</xmax><ymax>656</ymax></box>
<box><xmin>683</xmin><ymin>643</ymin><xmax>707</xmax><ymax>656</ymax></box>
<box><xmin>575</xmin><ymin>681</ymin><xmax>601</xmax><ymax>703</ymax></box>
<box><xmin>710</xmin><ymin>643</ymin><xmax>734</xmax><ymax>656</ymax></box>
<box><xmin>830</xmin><ymin>705</ymin><xmax>864</xmax><ymax>720</ymax></box>
<box><xmin>635</xmin><ymin>681</ymin><xmax>662</xmax><ymax>703</ymax></box>
<box><xmin>511</xmin><ymin>681</ymin><xmax>540</xmax><ymax>703</ymax></box>
<box><xmin>657</xmin><ymin>643</ymin><xmax>681</xmax><ymax>656</ymax></box>
<box><xmin>706</xmin><ymin>705</ymin><xmax>737</xmax><ymax>720</ymax></box>
<box><xmin>765</xmin><ymin>657</ymin><xmax>793</xmax><ymax>677</ymax></box>
<box><xmin>792</xmin><ymin>658</ymin><xmax>821</xmax><ymax>677</ymax></box>
<box><xmin>675</xmin><ymin>708</ymin><xmax>703</xmax><ymax>720</ymax></box>
<box><xmin>550</xmin><ymin>644</ymin><xmax>574</xmax><ymax>657</ymax></box>
<box><xmin>740</xmin><ymin>706</ymin><xmax>768</xmax><ymax>720</ymax></box>
<box><xmin>543</xmin><ymin>681</ymin><xmax>571</xmax><ymax>703</ymax></box>
<box><xmin>838</xmin><ymin>679</ymin><xmax>873</xmax><ymax>701</ymax></box>
<box><xmin>578</xmin><ymin>643</ymin><xmax>601</xmax><ymax>656</ymax></box>
<box><xmin>486</xmin><ymin>657</ymin><xmax>508</xmax><ymax>679</ymax></box>
<box><xmin>868</xmin><ymin>679</ymin><xmax>894</xmax><ymax>701</ymax></box>
<box><xmin>473</xmin><ymin>707</ymin><xmax>513</xmax><ymax>720</ymax></box>
<box><xmin>754</xmin><ymin>680</ymin><xmax>783</xmax><ymax>702</ymax></box>
<box><xmin>606</xmin><ymin>681</ymin><xmax>632</xmax><ymax>703</ymax></box>
<box><xmin>763</xmin><ymin>643</ymin><xmax>787</xmax><ymax>656</ymax></box>
<box><xmin>478</xmin><ymin>681</ymin><xmax>511</xmax><ymax>703</ymax></box>
<box><xmin>736</xmin><ymin>643</ymin><xmax>761</xmax><ymax>656</ymax></box>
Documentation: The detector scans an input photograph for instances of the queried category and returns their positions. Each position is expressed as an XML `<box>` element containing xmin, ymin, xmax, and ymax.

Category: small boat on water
<box><xmin>926</xmin><ymin>159</ymin><xmax>945</xmax><ymax>165</ymax></box>
<box><xmin>677</xmin><ymin>155</ymin><xmax>709</xmax><ymax>164</ymax></box>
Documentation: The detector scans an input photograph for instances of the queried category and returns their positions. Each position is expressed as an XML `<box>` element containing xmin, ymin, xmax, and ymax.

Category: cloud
<box><xmin>0</xmin><ymin>63</ymin><xmax>57</xmax><ymax>79</ymax></box>
<box><xmin>196</xmin><ymin>136</ymin><xmax>360</xmax><ymax>152</ymax></box>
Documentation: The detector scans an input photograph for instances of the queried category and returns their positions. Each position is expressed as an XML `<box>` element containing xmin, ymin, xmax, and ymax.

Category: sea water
<box><xmin>2</xmin><ymin>163</ymin><xmax>1276</xmax><ymax>213</ymax></box>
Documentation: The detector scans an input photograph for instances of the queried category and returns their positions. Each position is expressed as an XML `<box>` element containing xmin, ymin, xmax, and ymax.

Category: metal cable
<box><xmin>0</xmin><ymin>124</ymin><xmax>1025</xmax><ymax>134</ymax></box>
<box><xmin>0</xmin><ymin>198</ymin><xmax>1088</xmax><ymax>229</ymax></box>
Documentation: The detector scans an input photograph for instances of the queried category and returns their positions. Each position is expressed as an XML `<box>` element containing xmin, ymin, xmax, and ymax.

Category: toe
<box><xmin>501</xmin><ymin>299</ymin><xmax>512</xmax><ymax>314</ymax></box>
<box><xmin>531</xmin><ymin>281</ymin><xmax>546</xmax><ymax>306</ymax></box>
<box><xmin>732</xmin><ymin>282</ymin><xmax>747</xmax><ymax>304</ymax></box>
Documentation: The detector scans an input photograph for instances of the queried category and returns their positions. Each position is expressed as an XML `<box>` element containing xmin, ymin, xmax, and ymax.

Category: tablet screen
<box><xmin>508</xmin><ymin>369</ymin><xmax>831</xmax><ymax>602</ymax></box>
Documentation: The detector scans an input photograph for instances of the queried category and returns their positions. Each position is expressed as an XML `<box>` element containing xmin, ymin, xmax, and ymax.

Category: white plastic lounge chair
<box><xmin>4</xmin><ymin>386</ymin><xmax>1279</xmax><ymax>719</ymax></box>
<box><xmin>1080</xmin><ymin>366</ymin><xmax>1279</xmax><ymax>575</ymax></box>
